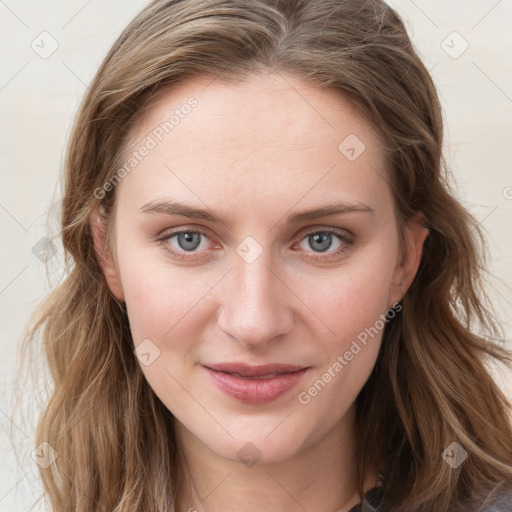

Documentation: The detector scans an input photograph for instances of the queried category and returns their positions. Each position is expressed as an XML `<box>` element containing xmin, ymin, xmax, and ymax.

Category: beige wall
<box><xmin>0</xmin><ymin>1</ymin><xmax>510</xmax><ymax>509</ymax></box>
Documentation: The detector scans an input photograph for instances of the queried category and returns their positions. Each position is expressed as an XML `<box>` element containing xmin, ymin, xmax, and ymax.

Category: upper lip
<box><xmin>204</xmin><ymin>362</ymin><xmax>309</xmax><ymax>377</ymax></box>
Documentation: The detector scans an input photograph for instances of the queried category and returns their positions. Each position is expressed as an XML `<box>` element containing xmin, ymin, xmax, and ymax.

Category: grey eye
<box><xmin>175</xmin><ymin>232</ymin><xmax>202</xmax><ymax>251</ymax></box>
<box><xmin>306</xmin><ymin>232</ymin><xmax>336</xmax><ymax>252</ymax></box>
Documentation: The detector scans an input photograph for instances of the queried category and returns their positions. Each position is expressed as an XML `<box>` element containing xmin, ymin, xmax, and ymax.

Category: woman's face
<box><xmin>98</xmin><ymin>71</ymin><xmax>427</xmax><ymax>465</ymax></box>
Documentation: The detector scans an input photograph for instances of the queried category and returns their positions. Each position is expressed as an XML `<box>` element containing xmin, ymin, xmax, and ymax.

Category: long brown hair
<box><xmin>18</xmin><ymin>0</ymin><xmax>512</xmax><ymax>510</ymax></box>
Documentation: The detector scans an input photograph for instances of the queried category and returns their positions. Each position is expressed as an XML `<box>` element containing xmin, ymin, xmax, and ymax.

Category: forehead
<box><xmin>117</xmin><ymin>72</ymin><xmax>391</xmax><ymax>214</ymax></box>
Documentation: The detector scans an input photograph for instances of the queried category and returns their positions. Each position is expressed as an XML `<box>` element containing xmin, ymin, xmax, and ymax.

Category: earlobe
<box><xmin>389</xmin><ymin>215</ymin><xmax>429</xmax><ymax>306</ymax></box>
<box><xmin>90</xmin><ymin>207</ymin><xmax>125</xmax><ymax>302</ymax></box>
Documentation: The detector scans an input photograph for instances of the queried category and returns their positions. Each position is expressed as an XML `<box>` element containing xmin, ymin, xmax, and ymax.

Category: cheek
<box><xmin>116</xmin><ymin>238</ymin><xmax>212</xmax><ymax>345</ymax></box>
<box><xmin>292</xmin><ymin>237</ymin><xmax>398</xmax><ymax>386</ymax></box>
<box><xmin>124</xmin><ymin>280</ymin><xmax>213</xmax><ymax>373</ymax></box>
<box><xmin>294</xmin><ymin>265</ymin><xmax>395</xmax><ymax>430</ymax></box>
<box><xmin>295</xmin><ymin>239</ymin><xmax>398</xmax><ymax>337</ymax></box>
<box><xmin>118</xmin><ymin>258</ymin><xmax>211</xmax><ymax>405</ymax></box>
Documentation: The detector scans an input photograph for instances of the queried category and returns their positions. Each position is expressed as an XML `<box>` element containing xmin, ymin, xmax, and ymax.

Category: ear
<box><xmin>90</xmin><ymin>207</ymin><xmax>125</xmax><ymax>302</ymax></box>
<box><xmin>388</xmin><ymin>214</ymin><xmax>429</xmax><ymax>306</ymax></box>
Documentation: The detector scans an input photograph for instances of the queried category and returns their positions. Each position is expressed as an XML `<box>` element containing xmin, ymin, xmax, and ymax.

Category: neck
<box><xmin>173</xmin><ymin>405</ymin><xmax>379</xmax><ymax>512</ymax></box>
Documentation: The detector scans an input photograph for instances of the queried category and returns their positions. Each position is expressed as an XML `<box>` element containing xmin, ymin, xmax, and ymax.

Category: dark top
<box><xmin>348</xmin><ymin>484</ymin><xmax>512</xmax><ymax>512</ymax></box>
<box><xmin>347</xmin><ymin>484</ymin><xmax>384</xmax><ymax>512</ymax></box>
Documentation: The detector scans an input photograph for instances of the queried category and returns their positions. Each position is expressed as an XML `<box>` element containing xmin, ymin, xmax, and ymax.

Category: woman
<box><xmin>20</xmin><ymin>0</ymin><xmax>512</xmax><ymax>510</ymax></box>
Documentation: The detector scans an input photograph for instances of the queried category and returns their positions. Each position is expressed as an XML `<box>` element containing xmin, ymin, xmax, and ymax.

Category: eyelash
<box><xmin>155</xmin><ymin>227</ymin><xmax>354</xmax><ymax>262</ymax></box>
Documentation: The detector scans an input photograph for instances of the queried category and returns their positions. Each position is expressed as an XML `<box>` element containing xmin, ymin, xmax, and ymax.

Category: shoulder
<box><xmin>476</xmin><ymin>489</ymin><xmax>512</xmax><ymax>512</ymax></box>
<box><xmin>350</xmin><ymin>485</ymin><xmax>512</xmax><ymax>512</ymax></box>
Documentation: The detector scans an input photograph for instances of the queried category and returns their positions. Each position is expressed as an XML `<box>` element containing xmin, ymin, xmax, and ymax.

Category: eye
<box><xmin>172</xmin><ymin>231</ymin><xmax>204</xmax><ymax>252</ymax></box>
<box><xmin>300</xmin><ymin>232</ymin><xmax>340</xmax><ymax>252</ymax></box>
<box><xmin>156</xmin><ymin>228</ymin><xmax>217</xmax><ymax>260</ymax></box>
<box><xmin>156</xmin><ymin>227</ymin><xmax>354</xmax><ymax>262</ymax></box>
<box><xmin>295</xmin><ymin>229</ymin><xmax>354</xmax><ymax>260</ymax></box>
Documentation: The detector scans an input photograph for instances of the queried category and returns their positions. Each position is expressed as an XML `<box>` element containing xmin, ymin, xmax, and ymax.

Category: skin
<box><xmin>93</xmin><ymin>70</ymin><xmax>428</xmax><ymax>512</ymax></box>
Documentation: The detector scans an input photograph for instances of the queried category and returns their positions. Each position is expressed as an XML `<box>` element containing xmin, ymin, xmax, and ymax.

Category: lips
<box><xmin>203</xmin><ymin>362</ymin><xmax>309</xmax><ymax>404</ymax></box>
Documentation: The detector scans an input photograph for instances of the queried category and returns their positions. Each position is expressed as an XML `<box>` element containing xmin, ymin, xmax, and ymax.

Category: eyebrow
<box><xmin>139</xmin><ymin>199</ymin><xmax>374</xmax><ymax>225</ymax></box>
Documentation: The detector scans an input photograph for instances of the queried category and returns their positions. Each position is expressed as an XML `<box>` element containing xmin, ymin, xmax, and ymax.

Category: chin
<box><xmin>199</xmin><ymin>421</ymin><xmax>309</xmax><ymax>467</ymax></box>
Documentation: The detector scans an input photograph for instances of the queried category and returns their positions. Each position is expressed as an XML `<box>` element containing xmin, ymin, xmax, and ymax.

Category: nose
<box><xmin>216</xmin><ymin>252</ymin><xmax>294</xmax><ymax>349</ymax></box>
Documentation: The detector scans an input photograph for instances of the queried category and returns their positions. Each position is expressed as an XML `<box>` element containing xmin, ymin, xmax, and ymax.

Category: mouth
<box><xmin>203</xmin><ymin>362</ymin><xmax>310</xmax><ymax>404</ymax></box>
<box><xmin>220</xmin><ymin>371</ymin><xmax>289</xmax><ymax>380</ymax></box>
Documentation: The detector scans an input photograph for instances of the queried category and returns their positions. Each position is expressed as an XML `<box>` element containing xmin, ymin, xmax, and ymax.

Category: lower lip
<box><xmin>204</xmin><ymin>367</ymin><xmax>309</xmax><ymax>404</ymax></box>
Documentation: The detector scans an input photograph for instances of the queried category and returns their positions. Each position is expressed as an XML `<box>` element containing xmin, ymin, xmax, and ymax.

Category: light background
<box><xmin>0</xmin><ymin>0</ymin><xmax>511</xmax><ymax>509</ymax></box>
